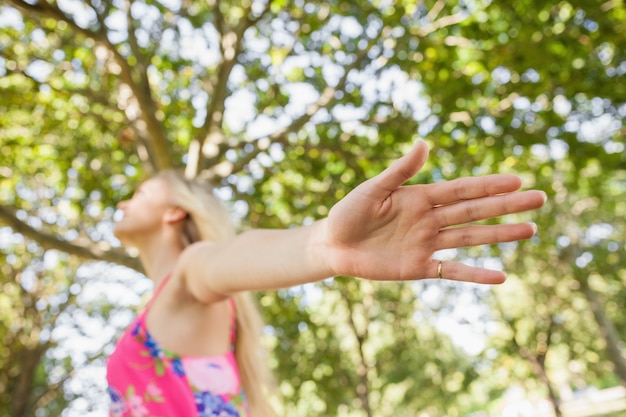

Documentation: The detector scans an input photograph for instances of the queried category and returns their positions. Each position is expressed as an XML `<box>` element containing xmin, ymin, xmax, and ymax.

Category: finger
<box><xmin>424</xmin><ymin>174</ymin><xmax>524</xmax><ymax>206</ymax></box>
<box><xmin>373</xmin><ymin>140</ymin><xmax>429</xmax><ymax>192</ymax></box>
<box><xmin>435</xmin><ymin>223</ymin><xmax>538</xmax><ymax>250</ymax></box>
<box><xmin>434</xmin><ymin>190</ymin><xmax>547</xmax><ymax>227</ymax></box>
<box><xmin>429</xmin><ymin>259</ymin><xmax>507</xmax><ymax>284</ymax></box>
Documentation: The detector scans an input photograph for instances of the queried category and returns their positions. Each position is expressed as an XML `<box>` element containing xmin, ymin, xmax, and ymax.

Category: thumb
<box><xmin>373</xmin><ymin>140</ymin><xmax>430</xmax><ymax>192</ymax></box>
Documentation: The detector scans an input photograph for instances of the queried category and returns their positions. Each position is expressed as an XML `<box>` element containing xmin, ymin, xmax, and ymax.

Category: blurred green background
<box><xmin>0</xmin><ymin>0</ymin><xmax>625</xmax><ymax>416</ymax></box>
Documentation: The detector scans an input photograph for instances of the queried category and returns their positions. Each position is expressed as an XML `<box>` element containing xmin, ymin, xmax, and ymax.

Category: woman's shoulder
<box><xmin>176</xmin><ymin>242</ymin><xmax>231</xmax><ymax>304</ymax></box>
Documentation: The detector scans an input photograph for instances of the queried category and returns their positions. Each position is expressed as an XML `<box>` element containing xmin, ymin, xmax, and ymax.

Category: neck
<box><xmin>136</xmin><ymin>236</ymin><xmax>184</xmax><ymax>287</ymax></box>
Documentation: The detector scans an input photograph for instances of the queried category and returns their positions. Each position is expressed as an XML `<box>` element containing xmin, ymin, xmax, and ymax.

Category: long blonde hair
<box><xmin>156</xmin><ymin>170</ymin><xmax>277</xmax><ymax>417</ymax></box>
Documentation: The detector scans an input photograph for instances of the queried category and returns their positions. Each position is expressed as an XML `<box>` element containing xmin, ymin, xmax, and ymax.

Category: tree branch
<box><xmin>203</xmin><ymin>36</ymin><xmax>379</xmax><ymax>180</ymax></box>
<box><xmin>416</xmin><ymin>11</ymin><xmax>467</xmax><ymax>37</ymax></box>
<box><xmin>337</xmin><ymin>283</ymin><xmax>373</xmax><ymax>417</ymax></box>
<box><xmin>186</xmin><ymin>0</ymin><xmax>275</xmax><ymax>178</ymax></box>
<box><xmin>187</xmin><ymin>2</ymin><xmax>262</xmax><ymax>177</ymax></box>
<box><xmin>7</xmin><ymin>0</ymin><xmax>99</xmax><ymax>42</ymax></box>
<box><xmin>0</xmin><ymin>205</ymin><xmax>142</xmax><ymax>272</ymax></box>
<box><xmin>8</xmin><ymin>0</ymin><xmax>172</xmax><ymax>172</ymax></box>
<box><xmin>103</xmin><ymin>0</ymin><xmax>173</xmax><ymax>171</ymax></box>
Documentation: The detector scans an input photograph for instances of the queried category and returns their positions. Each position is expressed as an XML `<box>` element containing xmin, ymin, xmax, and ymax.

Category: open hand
<box><xmin>324</xmin><ymin>140</ymin><xmax>547</xmax><ymax>284</ymax></box>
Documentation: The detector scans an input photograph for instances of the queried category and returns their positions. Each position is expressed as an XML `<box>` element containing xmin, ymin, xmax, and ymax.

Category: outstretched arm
<box><xmin>181</xmin><ymin>140</ymin><xmax>546</xmax><ymax>302</ymax></box>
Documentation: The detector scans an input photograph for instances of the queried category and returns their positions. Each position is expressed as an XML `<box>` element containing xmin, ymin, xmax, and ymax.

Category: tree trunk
<box><xmin>10</xmin><ymin>344</ymin><xmax>49</xmax><ymax>417</ymax></box>
<box><xmin>579</xmin><ymin>277</ymin><xmax>626</xmax><ymax>387</ymax></box>
<box><xmin>517</xmin><ymin>341</ymin><xmax>563</xmax><ymax>417</ymax></box>
<box><xmin>533</xmin><ymin>355</ymin><xmax>564</xmax><ymax>417</ymax></box>
<box><xmin>496</xmin><ymin>298</ymin><xmax>563</xmax><ymax>417</ymax></box>
<box><xmin>338</xmin><ymin>287</ymin><xmax>373</xmax><ymax>417</ymax></box>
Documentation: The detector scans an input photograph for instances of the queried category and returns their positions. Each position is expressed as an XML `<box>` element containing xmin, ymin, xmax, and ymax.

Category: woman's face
<box><xmin>113</xmin><ymin>178</ymin><xmax>172</xmax><ymax>245</ymax></box>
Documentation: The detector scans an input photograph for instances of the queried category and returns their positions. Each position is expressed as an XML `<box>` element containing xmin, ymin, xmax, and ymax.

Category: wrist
<box><xmin>307</xmin><ymin>218</ymin><xmax>337</xmax><ymax>279</ymax></box>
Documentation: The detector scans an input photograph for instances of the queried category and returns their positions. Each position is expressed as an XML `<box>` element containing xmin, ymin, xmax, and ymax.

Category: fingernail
<box><xmin>530</xmin><ymin>222</ymin><xmax>538</xmax><ymax>234</ymax></box>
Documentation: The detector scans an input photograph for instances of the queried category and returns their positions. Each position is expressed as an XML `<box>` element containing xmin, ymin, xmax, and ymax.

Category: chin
<box><xmin>113</xmin><ymin>225</ymin><xmax>143</xmax><ymax>252</ymax></box>
<box><xmin>113</xmin><ymin>224</ymin><xmax>130</xmax><ymax>243</ymax></box>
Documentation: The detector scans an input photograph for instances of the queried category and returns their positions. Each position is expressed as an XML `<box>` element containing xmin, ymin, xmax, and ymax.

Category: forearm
<box><xmin>182</xmin><ymin>219</ymin><xmax>334</xmax><ymax>300</ymax></box>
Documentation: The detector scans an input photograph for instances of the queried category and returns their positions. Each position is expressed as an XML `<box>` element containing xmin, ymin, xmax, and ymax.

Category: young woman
<box><xmin>106</xmin><ymin>140</ymin><xmax>547</xmax><ymax>416</ymax></box>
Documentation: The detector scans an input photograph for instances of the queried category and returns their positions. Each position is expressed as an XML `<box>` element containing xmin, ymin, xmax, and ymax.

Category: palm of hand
<box><xmin>324</xmin><ymin>141</ymin><xmax>546</xmax><ymax>284</ymax></box>
<box><xmin>327</xmin><ymin>183</ymin><xmax>437</xmax><ymax>281</ymax></box>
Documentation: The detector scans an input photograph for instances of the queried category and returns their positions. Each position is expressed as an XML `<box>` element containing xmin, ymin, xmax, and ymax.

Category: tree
<box><xmin>1</xmin><ymin>0</ymin><xmax>625</xmax><ymax>416</ymax></box>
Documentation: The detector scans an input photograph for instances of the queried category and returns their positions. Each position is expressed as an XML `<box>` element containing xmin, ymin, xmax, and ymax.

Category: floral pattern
<box><xmin>108</xmin><ymin>387</ymin><xmax>127</xmax><ymax>417</ymax></box>
<box><xmin>184</xmin><ymin>356</ymin><xmax>240</xmax><ymax>394</ymax></box>
<box><xmin>132</xmin><ymin>322</ymin><xmax>186</xmax><ymax>377</ymax></box>
<box><xmin>127</xmin><ymin>393</ymin><xmax>149</xmax><ymax>417</ymax></box>
<box><xmin>107</xmin><ymin>304</ymin><xmax>247</xmax><ymax>417</ymax></box>
<box><xmin>195</xmin><ymin>391</ymin><xmax>240</xmax><ymax>417</ymax></box>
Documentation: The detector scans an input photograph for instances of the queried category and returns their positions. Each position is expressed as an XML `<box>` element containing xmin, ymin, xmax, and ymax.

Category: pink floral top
<box><xmin>106</xmin><ymin>278</ymin><xmax>248</xmax><ymax>417</ymax></box>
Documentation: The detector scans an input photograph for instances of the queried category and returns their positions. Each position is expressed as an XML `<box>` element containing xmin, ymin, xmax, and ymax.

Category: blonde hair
<box><xmin>156</xmin><ymin>170</ymin><xmax>278</xmax><ymax>417</ymax></box>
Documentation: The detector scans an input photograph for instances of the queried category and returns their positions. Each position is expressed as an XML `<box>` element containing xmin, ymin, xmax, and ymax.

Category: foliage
<box><xmin>0</xmin><ymin>0</ymin><xmax>624</xmax><ymax>416</ymax></box>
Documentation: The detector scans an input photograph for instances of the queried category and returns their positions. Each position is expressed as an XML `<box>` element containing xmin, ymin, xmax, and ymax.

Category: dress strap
<box><xmin>142</xmin><ymin>273</ymin><xmax>172</xmax><ymax>313</ymax></box>
<box><xmin>153</xmin><ymin>274</ymin><xmax>172</xmax><ymax>298</ymax></box>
